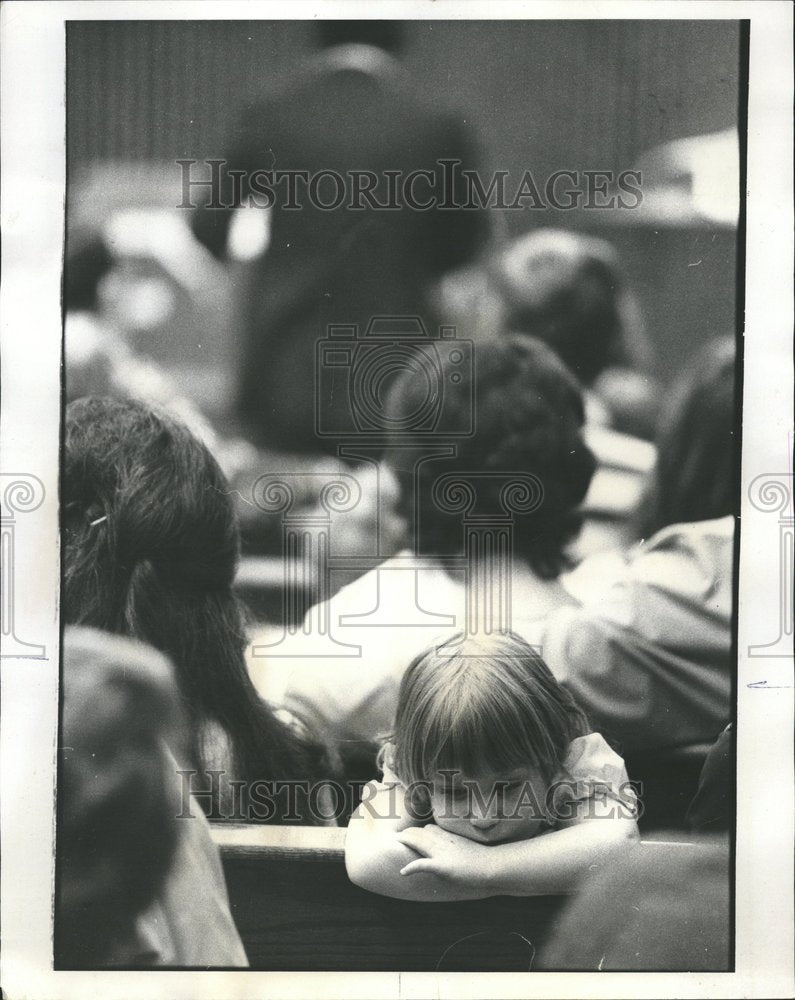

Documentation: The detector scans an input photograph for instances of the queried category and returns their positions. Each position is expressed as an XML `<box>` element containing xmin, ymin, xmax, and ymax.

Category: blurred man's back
<box><xmin>192</xmin><ymin>21</ymin><xmax>487</xmax><ymax>455</ymax></box>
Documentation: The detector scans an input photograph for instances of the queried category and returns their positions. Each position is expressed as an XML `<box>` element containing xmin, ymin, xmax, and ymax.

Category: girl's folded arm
<box><xmin>344</xmin><ymin>781</ymin><xmax>492</xmax><ymax>902</ymax></box>
<box><xmin>346</xmin><ymin>788</ymin><xmax>636</xmax><ymax>901</ymax></box>
<box><xmin>482</xmin><ymin>804</ymin><xmax>639</xmax><ymax>897</ymax></box>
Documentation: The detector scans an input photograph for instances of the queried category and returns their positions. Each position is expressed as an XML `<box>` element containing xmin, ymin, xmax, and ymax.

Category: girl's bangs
<box><xmin>421</xmin><ymin>675</ymin><xmax>555</xmax><ymax>781</ymax></box>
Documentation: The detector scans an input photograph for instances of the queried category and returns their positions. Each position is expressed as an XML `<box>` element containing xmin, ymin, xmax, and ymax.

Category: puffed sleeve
<box><xmin>378</xmin><ymin>740</ymin><xmax>401</xmax><ymax>786</ymax></box>
<box><xmin>548</xmin><ymin>733</ymin><xmax>638</xmax><ymax>825</ymax></box>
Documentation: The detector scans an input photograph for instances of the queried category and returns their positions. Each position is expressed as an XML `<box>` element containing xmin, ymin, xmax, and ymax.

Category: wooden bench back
<box><xmin>212</xmin><ymin>824</ymin><xmax>565</xmax><ymax>971</ymax></box>
<box><xmin>212</xmin><ymin>825</ymin><xmax>699</xmax><ymax>972</ymax></box>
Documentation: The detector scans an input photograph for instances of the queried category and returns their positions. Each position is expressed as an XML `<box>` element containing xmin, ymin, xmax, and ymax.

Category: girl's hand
<box><xmin>346</xmin><ymin>790</ymin><xmax>496</xmax><ymax>901</ymax></box>
<box><xmin>397</xmin><ymin>825</ymin><xmax>494</xmax><ymax>891</ymax></box>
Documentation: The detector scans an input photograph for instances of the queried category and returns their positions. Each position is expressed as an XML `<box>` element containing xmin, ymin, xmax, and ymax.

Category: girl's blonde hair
<box><xmin>391</xmin><ymin>631</ymin><xmax>589</xmax><ymax>787</ymax></box>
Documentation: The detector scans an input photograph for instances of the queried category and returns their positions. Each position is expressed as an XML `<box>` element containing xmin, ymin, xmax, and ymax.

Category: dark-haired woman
<box><xmin>64</xmin><ymin>395</ymin><xmax>335</xmax><ymax>823</ymax></box>
<box><xmin>250</xmin><ymin>335</ymin><xmax>598</xmax><ymax>750</ymax></box>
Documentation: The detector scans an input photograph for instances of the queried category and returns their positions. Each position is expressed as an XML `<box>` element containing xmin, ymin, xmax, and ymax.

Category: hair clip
<box><xmin>88</xmin><ymin>514</ymin><xmax>108</xmax><ymax>527</ymax></box>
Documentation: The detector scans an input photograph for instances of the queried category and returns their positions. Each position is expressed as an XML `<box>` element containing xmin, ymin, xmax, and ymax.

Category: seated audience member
<box><xmin>64</xmin><ymin>225</ymin><xmax>227</xmax><ymax>466</ymax></box>
<box><xmin>491</xmin><ymin>228</ymin><xmax>660</xmax><ymax>440</ymax></box>
<box><xmin>250</xmin><ymin>336</ymin><xmax>596</xmax><ymax>753</ymax></box>
<box><xmin>64</xmin><ymin>396</ymin><xmax>335</xmax><ymax>824</ymax></box>
<box><xmin>57</xmin><ymin>626</ymin><xmax>247</xmax><ymax>968</ymax></box>
<box><xmin>475</xmin><ymin>228</ymin><xmax>659</xmax><ymax>556</ymax></box>
<box><xmin>537</xmin><ymin>836</ymin><xmax>730</xmax><ymax>970</ymax></box>
<box><xmin>633</xmin><ymin>336</ymin><xmax>736</xmax><ymax>541</ymax></box>
<box><xmin>686</xmin><ymin>724</ymin><xmax>734</xmax><ymax>833</ymax></box>
<box><xmin>345</xmin><ymin>631</ymin><xmax>638</xmax><ymax>901</ymax></box>
<box><xmin>542</xmin><ymin>337</ymin><xmax>737</xmax><ymax>753</ymax></box>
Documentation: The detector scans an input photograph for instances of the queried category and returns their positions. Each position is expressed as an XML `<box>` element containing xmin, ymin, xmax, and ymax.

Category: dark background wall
<box><xmin>67</xmin><ymin>19</ymin><xmax>739</xmax><ymax>183</ymax></box>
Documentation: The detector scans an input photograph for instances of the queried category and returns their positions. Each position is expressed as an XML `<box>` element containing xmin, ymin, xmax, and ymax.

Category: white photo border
<box><xmin>1</xmin><ymin>2</ymin><xmax>792</xmax><ymax>998</ymax></box>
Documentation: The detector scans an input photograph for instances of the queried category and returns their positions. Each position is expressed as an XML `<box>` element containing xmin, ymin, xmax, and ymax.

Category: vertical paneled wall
<box><xmin>67</xmin><ymin>20</ymin><xmax>739</xmax><ymax>180</ymax></box>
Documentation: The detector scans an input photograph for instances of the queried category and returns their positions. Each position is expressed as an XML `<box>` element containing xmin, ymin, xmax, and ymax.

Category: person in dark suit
<box><xmin>191</xmin><ymin>21</ymin><xmax>487</xmax><ymax>455</ymax></box>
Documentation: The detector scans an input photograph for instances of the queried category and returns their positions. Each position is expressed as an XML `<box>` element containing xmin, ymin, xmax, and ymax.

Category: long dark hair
<box><xmin>64</xmin><ymin>396</ymin><xmax>331</xmax><ymax>821</ymax></box>
<box><xmin>634</xmin><ymin>337</ymin><xmax>736</xmax><ymax>539</ymax></box>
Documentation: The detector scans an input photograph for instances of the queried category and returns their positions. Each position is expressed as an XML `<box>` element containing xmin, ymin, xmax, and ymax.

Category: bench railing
<box><xmin>211</xmin><ymin>822</ymin><xmax>346</xmax><ymax>862</ymax></box>
<box><xmin>211</xmin><ymin>824</ymin><xmax>695</xmax><ymax>972</ymax></box>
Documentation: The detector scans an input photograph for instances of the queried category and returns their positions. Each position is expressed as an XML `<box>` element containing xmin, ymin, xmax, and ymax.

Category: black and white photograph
<box><xmin>0</xmin><ymin>2</ymin><xmax>792</xmax><ymax>997</ymax></box>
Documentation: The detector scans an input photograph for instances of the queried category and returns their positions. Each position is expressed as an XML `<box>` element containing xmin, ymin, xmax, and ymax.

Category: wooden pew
<box><xmin>212</xmin><ymin>824</ymin><xmax>701</xmax><ymax>971</ymax></box>
<box><xmin>211</xmin><ymin>824</ymin><xmax>567</xmax><ymax>971</ymax></box>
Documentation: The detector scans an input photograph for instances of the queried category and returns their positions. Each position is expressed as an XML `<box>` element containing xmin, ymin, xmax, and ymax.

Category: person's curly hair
<box><xmin>384</xmin><ymin>335</ymin><xmax>596</xmax><ymax>579</ymax></box>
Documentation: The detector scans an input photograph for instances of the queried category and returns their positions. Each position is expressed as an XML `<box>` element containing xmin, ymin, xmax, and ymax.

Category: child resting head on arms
<box><xmin>345</xmin><ymin>631</ymin><xmax>639</xmax><ymax>901</ymax></box>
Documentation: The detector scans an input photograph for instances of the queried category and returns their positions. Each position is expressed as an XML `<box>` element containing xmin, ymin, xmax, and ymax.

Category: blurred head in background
<box><xmin>65</xmin><ymin>226</ymin><xmax>115</xmax><ymax>313</ymax></box>
<box><xmin>491</xmin><ymin>228</ymin><xmax>660</xmax><ymax>439</ymax></box>
<box><xmin>493</xmin><ymin>228</ymin><xmax>631</xmax><ymax>386</ymax></box>
<box><xmin>315</xmin><ymin>20</ymin><xmax>405</xmax><ymax>54</ymax></box>
<box><xmin>384</xmin><ymin>335</ymin><xmax>596</xmax><ymax>581</ymax></box>
<box><xmin>57</xmin><ymin>626</ymin><xmax>182</xmax><ymax>967</ymax></box>
<box><xmin>635</xmin><ymin>336</ymin><xmax>736</xmax><ymax>540</ymax></box>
